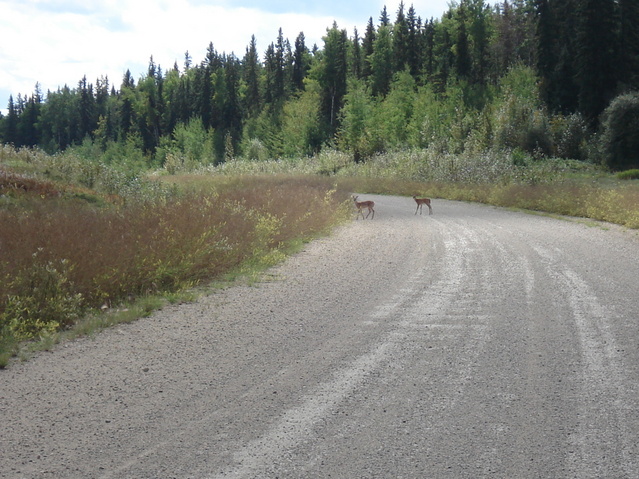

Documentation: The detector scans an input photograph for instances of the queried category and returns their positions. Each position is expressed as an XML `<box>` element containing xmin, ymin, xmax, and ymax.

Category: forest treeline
<box><xmin>2</xmin><ymin>0</ymin><xmax>639</xmax><ymax>170</ymax></box>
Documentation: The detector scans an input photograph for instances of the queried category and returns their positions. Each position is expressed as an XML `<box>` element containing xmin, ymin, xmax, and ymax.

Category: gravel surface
<box><xmin>2</xmin><ymin>195</ymin><xmax>639</xmax><ymax>478</ymax></box>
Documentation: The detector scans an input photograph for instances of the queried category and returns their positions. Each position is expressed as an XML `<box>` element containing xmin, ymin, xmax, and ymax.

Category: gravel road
<box><xmin>2</xmin><ymin>195</ymin><xmax>639</xmax><ymax>478</ymax></box>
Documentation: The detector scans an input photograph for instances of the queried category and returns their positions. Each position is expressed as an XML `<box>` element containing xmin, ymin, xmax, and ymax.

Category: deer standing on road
<box><xmin>413</xmin><ymin>195</ymin><xmax>433</xmax><ymax>215</ymax></box>
<box><xmin>352</xmin><ymin>195</ymin><xmax>375</xmax><ymax>220</ymax></box>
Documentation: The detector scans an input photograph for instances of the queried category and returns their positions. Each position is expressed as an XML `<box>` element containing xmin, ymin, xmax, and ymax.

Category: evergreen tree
<box><xmin>536</xmin><ymin>0</ymin><xmax>579</xmax><ymax>113</ymax></box>
<box><xmin>423</xmin><ymin>19</ymin><xmax>436</xmax><ymax>77</ymax></box>
<box><xmin>466</xmin><ymin>0</ymin><xmax>492</xmax><ymax>84</ymax></box>
<box><xmin>619</xmin><ymin>0</ymin><xmax>639</xmax><ymax>90</ymax></box>
<box><xmin>137</xmin><ymin>62</ymin><xmax>163</xmax><ymax>152</ymax></box>
<box><xmin>18</xmin><ymin>94</ymin><xmax>41</xmax><ymax>147</ymax></box>
<box><xmin>350</xmin><ymin>28</ymin><xmax>362</xmax><ymax>79</ymax></box>
<box><xmin>95</xmin><ymin>76</ymin><xmax>110</xmax><ymax>122</ymax></box>
<box><xmin>78</xmin><ymin>76</ymin><xmax>96</xmax><ymax>139</ymax></box>
<box><xmin>433</xmin><ymin>12</ymin><xmax>455</xmax><ymax>90</ymax></box>
<box><xmin>393</xmin><ymin>2</ymin><xmax>411</xmax><ymax>72</ymax></box>
<box><xmin>4</xmin><ymin>96</ymin><xmax>18</xmax><ymax>145</ymax></box>
<box><xmin>318</xmin><ymin>23</ymin><xmax>349</xmax><ymax>135</ymax></box>
<box><xmin>575</xmin><ymin>0</ymin><xmax>618</xmax><ymax>122</ymax></box>
<box><xmin>120</xmin><ymin>70</ymin><xmax>136</xmax><ymax>137</ymax></box>
<box><xmin>201</xmin><ymin>43</ymin><xmax>223</xmax><ymax>129</ymax></box>
<box><xmin>493</xmin><ymin>1</ymin><xmax>530</xmax><ymax>76</ymax></box>
<box><xmin>380</xmin><ymin>6</ymin><xmax>390</xmax><ymax>27</ymax></box>
<box><xmin>554</xmin><ymin>1</ymin><xmax>579</xmax><ymax>113</ymax></box>
<box><xmin>292</xmin><ymin>32</ymin><xmax>310</xmax><ymax>91</ymax></box>
<box><xmin>405</xmin><ymin>5</ymin><xmax>422</xmax><ymax>77</ymax></box>
<box><xmin>274</xmin><ymin>28</ymin><xmax>287</xmax><ymax>100</ymax></box>
<box><xmin>243</xmin><ymin>35</ymin><xmax>261</xmax><ymax>115</ymax></box>
<box><xmin>221</xmin><ymin>54</ymin><xmax>242</xmax><ymax>140</ymax></box>
<box><xmin>361</xmin><ymin>18</ymin><xmax>376</xmax><ymax>79</ymax></box>
<box><xmin>454</xmin><ymin>4</ymin><xmax>472</xmax><ymax>79</ymax></box>
<box><xmin>263</xmin><ymin>43</ymin><xmax>279</xmax><ymax>105</ymax></box>
<box><xmin>370</xmin><ymin>25</ymin><xmax>394</xmax><ymax>96</ymax></box>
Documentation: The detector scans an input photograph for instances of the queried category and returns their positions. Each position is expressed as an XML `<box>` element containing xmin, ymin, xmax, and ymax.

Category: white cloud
<box><xmin>0</xmin><ymin>0</ymin><xmax>459</xmax><ymax>114</ymax></box>
<box><xmin>0</xmin><ymin>0</ymin><xmax>351</xmax><ymax>113</ymax></box>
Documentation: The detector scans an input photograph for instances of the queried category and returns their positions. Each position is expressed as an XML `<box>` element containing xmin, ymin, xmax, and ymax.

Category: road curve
<box><xmin>2</xmin><ymin>195</ymin><xmax>639</xmax><ymax>478</ymax></box>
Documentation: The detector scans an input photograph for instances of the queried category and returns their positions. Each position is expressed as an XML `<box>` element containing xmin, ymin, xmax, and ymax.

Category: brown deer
<box><xmin>413</xmin><ymin>195</ymin><xmax>433</xmax><ymax>215</ymax></box>
<box><xmin>352</xmin><ymin>195</ymin><xmax>375</xmax><ymax>220</ymax></box>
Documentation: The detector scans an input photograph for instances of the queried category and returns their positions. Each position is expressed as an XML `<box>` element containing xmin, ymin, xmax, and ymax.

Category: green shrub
<box><xmin>1</xmin><ymin>250</ymin><xmax>84</xmax><ymax>339</ymax></box>
<box><xmin>616</xmin><ymin>169</ymin><xmax>639</xmax><ymax>180</ymax></box>
<box><xmin>600</xmin><ymin>92</ymin><xmax>639</xmax><ymax>171</ymax></box>
<box><xmin>550</xmin><ymin>113</ymin><xmax>590</xmax><ymax>160</ymax></box>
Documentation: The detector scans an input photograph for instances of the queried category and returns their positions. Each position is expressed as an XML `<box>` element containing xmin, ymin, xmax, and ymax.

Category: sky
<box><xmin>0</xmin><ymin>0</ymin><xmax>456</xmax><ymax>115</ymax></box>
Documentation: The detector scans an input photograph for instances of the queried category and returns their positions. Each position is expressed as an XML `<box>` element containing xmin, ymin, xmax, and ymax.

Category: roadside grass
<box><xmin>0</xmin><ymin>164</ymin><xmax>352</xmax><ymax>366</ymax></box>
<box><xmin>2</xmin><ymin>145</ymin><xmax>638</xmax><ymax>367</ymax></box>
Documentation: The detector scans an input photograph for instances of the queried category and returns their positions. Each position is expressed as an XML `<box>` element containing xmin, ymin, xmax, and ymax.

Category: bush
<box><xmin>550</xmin><ymin>113</ymin><xmax>590</xmax><ymax>160</ymax></box>
<box><xmin>616</xmin><ymin>169</ymin><xmax>639</xmax><ymax>180</ymax></box>
<box><xmin>242</xmin><ymin>138</ymin><xmax>270</xmax><ymax>162</ymax></box>
<box><xmin>600</xmin><ymin>92</ymin><xmax>639</xmax><ymax>171</ymax></box>
<box><xmin>1</xmin><ymin>250</ymin><xmax>84</xmax><ymax>339</ymax></box>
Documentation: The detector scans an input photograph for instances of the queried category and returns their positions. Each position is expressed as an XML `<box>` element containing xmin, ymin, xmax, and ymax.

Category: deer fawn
<box><xmin>413</xmin><ymin>195</ymin><xmax>433</xmax><ymax>215</ymax></box>
<box><xmin>352</xmin><ymin>195</ymin><xmax>375</xmax><ymax>220</ymax></box>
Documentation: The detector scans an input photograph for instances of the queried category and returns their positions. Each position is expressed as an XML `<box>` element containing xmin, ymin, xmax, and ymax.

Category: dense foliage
<box><xmin>1</xmin><ymin>0</ymin><xmax>639</xmax><ymax>170</ymax></box>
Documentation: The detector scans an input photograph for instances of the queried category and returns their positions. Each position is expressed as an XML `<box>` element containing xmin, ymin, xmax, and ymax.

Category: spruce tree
<box><xmin>406</xmin><ymin>5</ymin><xmax>421</xmax><ymax>77</ymax></box>
<box><xmin>380</xmin><ymin>6</ymin><xmax>390</xmax><ymax>27</ymax></box>
<box><xmin>423</xmin><ymin>19</ymin><xmax>436</xmax><ymax>77</ymax></box>
<box><xmin>293</xmin><ymin>32</ymin><xmax>310</xmax><ymax>91</ymax></box>
<box><xmin>575</xmin><ymin>0</ymin><xmax>618</xmax><ymax>122</ymax></box>
<box><xmin>362</xmin><ymin>18</ymin><xmax>376</xmax><ymax>79</ymax></box>
<box><xmin>351</xmin><ymin>28</ymin><xmax>362</xmax><ymax>79</ymax></box>
<box><xmin>4</xmin><ymin>96</ymin><xmax>18</xmax><ymax>146</ymax></box>
<box><xmin>369</xmin><ymin>25</ymin><xmax>394</xmax><ymax>96</ymax></box>
<box><xmin>454</xmin><ymin>4</ymin><xmax>472</xmax><ymax>80</ymax></box>
<box><xmin>619</xmin><ymin>0</ymin><xmax>639</xmax><ymax>89</ymax></box>
<box><xmin>243</xmin><ymin>35</ymin><xmax>261</xmax><ymax>115</ymax></box>
<box><xmin>77</xmin><ymin>76</ymin><xmax>96</xmax><ymax>140</ymax></box>
<box><xmin>393</xmin><ymin>2</ymin><xmax>410</xmax><ymax>73</ymax></box>
<box><xmin>318</xmin><ymin>23</ymin><xmax>348</xmax><ymax>134</ymax></box>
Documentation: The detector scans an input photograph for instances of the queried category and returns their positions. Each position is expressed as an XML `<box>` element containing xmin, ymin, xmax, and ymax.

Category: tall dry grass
<box><xmin>0</xmin><ymin>174</ymin><xmax>350</xmax><ymax>352</ymax></box>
